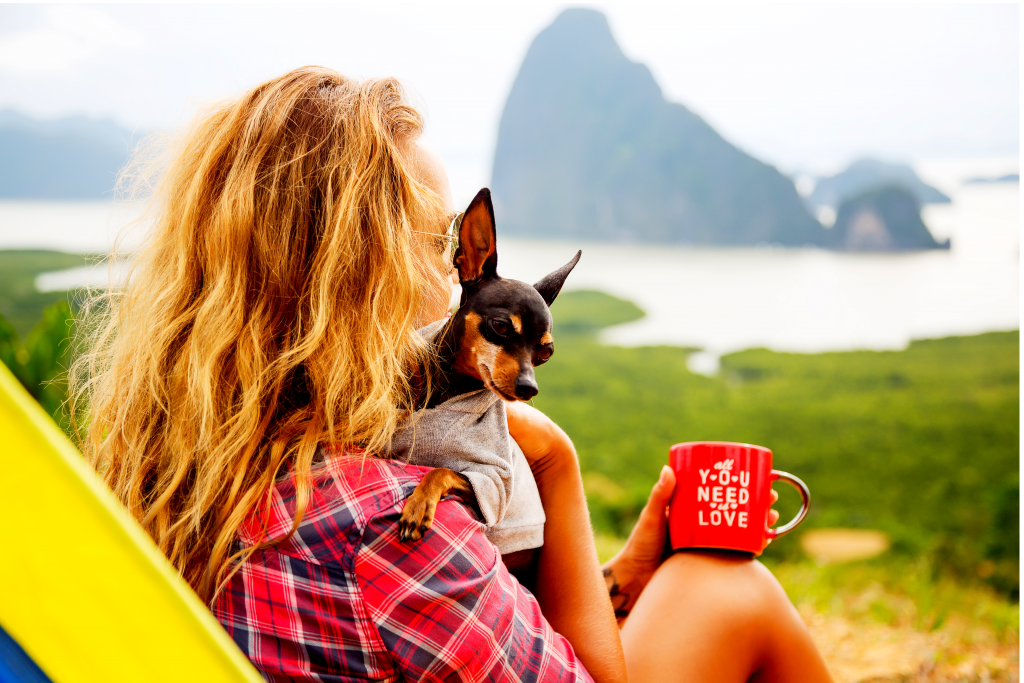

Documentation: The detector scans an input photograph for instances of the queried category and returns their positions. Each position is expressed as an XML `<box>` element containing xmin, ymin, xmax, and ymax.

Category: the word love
<box><xmin>697</xmin><ymin>459</ymin><xmax>750</xmax><ymax>528</ymax></box>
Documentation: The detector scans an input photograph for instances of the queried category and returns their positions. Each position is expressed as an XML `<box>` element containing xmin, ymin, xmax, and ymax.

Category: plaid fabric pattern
<box><xmin>214</xmin><ymin>452</ymin><xmax>593</xmax><ymax>682</ymax></box>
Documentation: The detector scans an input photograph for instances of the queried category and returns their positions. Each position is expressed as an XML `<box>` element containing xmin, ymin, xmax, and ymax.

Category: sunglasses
<box><xmin>413</xmin><ymin>211</ymin><xmax>463</xmax><ymax>269</ymax></box>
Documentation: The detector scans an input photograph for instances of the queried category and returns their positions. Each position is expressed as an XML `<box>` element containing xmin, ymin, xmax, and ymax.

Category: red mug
<box><xmin>668</xmin><ymin>441</ymin><xmax>810</xmax><ymax>556</ymax></box>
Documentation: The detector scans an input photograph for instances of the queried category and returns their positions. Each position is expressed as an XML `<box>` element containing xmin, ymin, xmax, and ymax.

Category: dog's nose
<box><xmin>515</xmin><ymin>376</ymin><xmax>539</xmax><ymax>400</ymax></box>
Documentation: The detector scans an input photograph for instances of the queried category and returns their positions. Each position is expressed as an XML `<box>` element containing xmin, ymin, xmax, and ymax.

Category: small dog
<box><xmin>396</xmin><ymin>188</ymin><xmax>580</xmax><ymax>558</ymax></box>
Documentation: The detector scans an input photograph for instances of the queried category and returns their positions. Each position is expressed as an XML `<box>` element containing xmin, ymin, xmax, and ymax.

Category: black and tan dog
<box><xmin>398</xmin><ymin>188</ymin><xmax>580</xmax><ymax>546</ymax></box>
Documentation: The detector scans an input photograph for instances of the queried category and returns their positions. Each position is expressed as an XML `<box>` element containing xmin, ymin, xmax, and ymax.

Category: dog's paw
<box><xmin>398</xmin><ymin>492</ymin><xmax>437</xmax><ymax>542</ymax></box>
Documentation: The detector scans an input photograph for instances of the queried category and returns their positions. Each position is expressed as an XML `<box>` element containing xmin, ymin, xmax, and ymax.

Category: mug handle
<box><xmin>766</xmin><ymin>470</ymin><xmax>811</xmax><ymax>539</ymax></box>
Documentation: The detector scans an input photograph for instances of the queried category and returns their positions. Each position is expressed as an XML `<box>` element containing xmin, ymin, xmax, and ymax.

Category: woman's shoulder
<box><xmin>352</xmin><ymin>481</ymin><xmax>593</xmax><ymax>683</ymax></box>
<box><xmin>238</xmin><ymin>449</ymin><xmax>438</xmax><ymax>567</ymax></box>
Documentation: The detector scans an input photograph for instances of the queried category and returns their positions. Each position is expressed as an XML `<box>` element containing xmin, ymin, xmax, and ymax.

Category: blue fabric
<box><xmin>0</xmin><ymin>623</ymin><xmax>51</xmax><ymax>683</ymax></box>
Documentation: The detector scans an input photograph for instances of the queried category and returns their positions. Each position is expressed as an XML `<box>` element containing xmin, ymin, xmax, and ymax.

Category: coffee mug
<box><xmin>668</xmin><ymin>441</ymin><xmax>810</xmax><ymax>556</ymax></box>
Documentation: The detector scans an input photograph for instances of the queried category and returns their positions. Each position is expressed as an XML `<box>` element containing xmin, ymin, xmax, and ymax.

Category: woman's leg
<box><xmin>619</xmin><ymin>550</ymin><xmax>833</xmax><ymax>683</ymax></box>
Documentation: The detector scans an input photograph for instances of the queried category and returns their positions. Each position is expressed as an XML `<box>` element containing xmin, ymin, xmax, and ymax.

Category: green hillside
<box><xmin>542</xmin><ymin>291</ymin><xmax>1019</xmax><ymax>596</ymax></box>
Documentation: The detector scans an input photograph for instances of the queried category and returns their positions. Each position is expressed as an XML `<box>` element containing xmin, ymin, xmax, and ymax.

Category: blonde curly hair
<box><xmin>70</xmin><ymin>66</ymin><xmax>451</xmax><ymax>603</ymax></box>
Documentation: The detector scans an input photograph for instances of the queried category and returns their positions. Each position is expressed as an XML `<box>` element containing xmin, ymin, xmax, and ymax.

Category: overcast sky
<box><xmin>0</xmin><ymin>3</ymin><xmax>1018</xmax><ymax>207</ymax></box>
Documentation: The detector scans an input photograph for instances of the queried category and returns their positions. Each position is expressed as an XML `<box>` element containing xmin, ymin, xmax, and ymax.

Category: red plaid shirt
<box><xmin>214</xmin><ymin>451</ymin><xmax>593</xmax><ymax>682</ymax></box>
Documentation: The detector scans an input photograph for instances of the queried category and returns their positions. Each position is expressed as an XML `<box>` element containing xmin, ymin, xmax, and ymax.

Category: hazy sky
<box><xmin>0</xmin><ymin>3</ymin><xmax>1018</xmax><ymax>207</ymax></box>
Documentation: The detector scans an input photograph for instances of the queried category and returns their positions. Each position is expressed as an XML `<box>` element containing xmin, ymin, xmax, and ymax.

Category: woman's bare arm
<box><xmin>505</xmin><ymin>401</ymin><xmax>627</xmax><ymax>683</ymax></box>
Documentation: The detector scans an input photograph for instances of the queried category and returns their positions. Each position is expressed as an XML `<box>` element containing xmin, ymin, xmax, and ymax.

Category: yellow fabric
<box><xmin>0</xmin><ymin>362</ymin><xmax>262</xmax><ymax>682</ymax></box>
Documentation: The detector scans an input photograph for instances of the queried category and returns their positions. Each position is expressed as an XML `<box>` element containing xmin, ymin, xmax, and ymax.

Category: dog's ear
<box><xmin>534</xmin><ymin>250</ymin><xmax>581</xmax><ymax>306</ymax></box>
<box><xmin>454</xmin><ymin>188</ymin><xmax>498</xmax><ymax>284</ymax></box>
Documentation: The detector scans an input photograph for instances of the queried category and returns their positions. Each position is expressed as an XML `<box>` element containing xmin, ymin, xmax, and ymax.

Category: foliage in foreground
<box><xmin>594</xmin><ymin>534</ymin><xmax>1018</xmax><ymax>644</ymax></box>
<box><xmin>542</xmin><ymin>290</ymin><xmax>1019</xmax><ymax>599</ymax></box>
<box><xmin>0</xmin><ymin>250</ymin><xmax>88</xmax><ymax>338</ymax></box>
<box><xmin>766</xmin><ymin>557</ymin><xmax>1019</xmax><ymax>642</ymax></box>
<box><xmin>1</xmin><ymin>300</ymin><xmax>76</xmax><ymax>430</ymax></box>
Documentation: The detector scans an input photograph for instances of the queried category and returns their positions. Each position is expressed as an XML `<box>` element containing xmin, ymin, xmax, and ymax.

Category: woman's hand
<box><xmin>601</xmin><ymin>466</ymin><xmax>675</xmax><ymax>623</ymax></box>
<box><xmin>603</xmin><ymin>466</ymin><xmax>780</xmax><ymax>624</ymax></box>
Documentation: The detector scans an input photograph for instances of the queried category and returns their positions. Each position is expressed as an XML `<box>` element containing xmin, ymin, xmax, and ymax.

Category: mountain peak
<box><xmin>516</xmin><ymin>8</ymin><xmax>663</xmax><ymax>107</ymax></box>
<box><xmin>491</xmin><ymin>11</ymin><xmax>823</xmax><ymax>246</ymax></box>
<box><xmin>550</xmin><ymin>7</ymin><xmax>614</xmax><ymax>35</ymax></box>
<box><xmin>542</xmin><ymin>7</ymin><xmax>620</xmax><ymax>58</ymax></box>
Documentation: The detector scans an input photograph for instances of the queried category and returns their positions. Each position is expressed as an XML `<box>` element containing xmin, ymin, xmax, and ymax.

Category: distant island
<box><xmin>0</xmin><ymin>110</ymin><xmax>144</xmax><ymax>199</ymax></box>
<box><xmin>491</xmin><ymin>8</ymin><xmax>825</xmax><ymax>247</ymax></box>
<box><xmin>808</xmin><ymin>158</ymin><xmax>950</xmax><ymax>209</ymax></box>
<box><xmin>964</xmin><ymin>174</ymin><xmax>1019</xmax><ymax>184</ymax></box>
<box><xmin>824</xmin><ymin>186</ymin><xmax>949</xmax><ymax>251</ymax></box>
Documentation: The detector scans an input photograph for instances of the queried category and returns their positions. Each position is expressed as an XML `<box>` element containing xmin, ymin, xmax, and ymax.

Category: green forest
<box><xmin>541</xmin><ymin>290</ymin><xmax>1019</xmax><ymax>600</ymax></box>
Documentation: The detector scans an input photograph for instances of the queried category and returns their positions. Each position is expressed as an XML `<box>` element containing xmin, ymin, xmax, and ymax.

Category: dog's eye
<box><xmin>490</xmin><ymin>319</ymin><xmax>510</xmax><ymax>336</ymax></box>
<box><xmin>534</xmin><ymin>347</ymin><xmax>553</xmax><ymax>365</ymax></box>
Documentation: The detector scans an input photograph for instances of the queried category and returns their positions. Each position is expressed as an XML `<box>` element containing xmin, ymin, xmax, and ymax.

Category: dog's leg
<box><xmin>399</xmin><ymin>468</ymin><xmax>472</xmax><ymax>542</ymax></box>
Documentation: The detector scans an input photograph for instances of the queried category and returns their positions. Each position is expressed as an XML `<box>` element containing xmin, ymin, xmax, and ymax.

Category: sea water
<box><xmin>497</xmin><ymin>181</ymin><xmax>1018</xmax><ymax>371</ymax></box>
<box><xmin>0</xmin><ymin>167</ymin><xmax>1017</xmax><ymax>372</ymax></box>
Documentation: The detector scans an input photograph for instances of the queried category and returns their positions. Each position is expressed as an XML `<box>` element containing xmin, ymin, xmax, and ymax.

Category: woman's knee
<box><xmin>677</xmin><ymin>552</ymin><xmax>788</xmax><ymax>627</ymax></box>
<box><xmin>621</xmin><ymin>551</ymin><xmax>787</xmax><ymax>682</ymax></box>
<box><xmin>636</xmin><ymin>552</ymin><xmax>832</xmax><ymax>683</ymax></box>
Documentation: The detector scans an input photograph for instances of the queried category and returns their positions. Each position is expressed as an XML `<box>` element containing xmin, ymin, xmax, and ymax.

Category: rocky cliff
<box><xmin>824</xmin><ymin>186</ymin><xmax>949</xmax><ymax>251</ymax></box>
<box><xmin>491</xmin><ymin>9</ymin><xmax>825</xmax><ymax>246</ymax></box>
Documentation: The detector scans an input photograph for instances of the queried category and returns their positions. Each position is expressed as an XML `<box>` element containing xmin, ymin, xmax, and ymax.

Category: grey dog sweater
<box><xmin>386</xmin><ymin>321</ymin><xmax>546</xmax><ymax>554</ymax></box>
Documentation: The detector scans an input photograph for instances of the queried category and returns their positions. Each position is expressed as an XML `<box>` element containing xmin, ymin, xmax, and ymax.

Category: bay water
<box><xmin>0</xmin><ymin>164</ymin><xmax>1016</xmax><ymax>374</ymax></box>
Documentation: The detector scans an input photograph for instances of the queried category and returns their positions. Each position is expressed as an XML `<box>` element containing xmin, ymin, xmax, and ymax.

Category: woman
<box><xmin>72</xmin><ymin>67</ymin><xmax>832</xmax><ymax>682</ymax></box>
